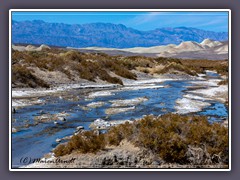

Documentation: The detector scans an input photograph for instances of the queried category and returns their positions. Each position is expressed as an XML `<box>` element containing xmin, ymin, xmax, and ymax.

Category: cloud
<box><xmin>195</xmin><ymin>18</ymin><xmax>227</xmax><ymax>27</ymax></box>
<box><xmin>126</xmin><ymin>12</ymin><xmax>167</xmax><ymax>26</ymax></box>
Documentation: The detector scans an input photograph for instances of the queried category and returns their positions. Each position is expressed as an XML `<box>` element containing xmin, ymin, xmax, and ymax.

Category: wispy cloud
<box><xmin>123</xmin><ymin>12</ymin><xmax>228</xmax><ymax>32</ymax></box>
<box><xmin>125</xmin><ymin>12</ymin><xmax>167</xmax><ymax>26</ymax></box>
<box><xmin>194</xmin><ymin>18</ymin><xmax>227</xmax><ymax>27</ymax></box>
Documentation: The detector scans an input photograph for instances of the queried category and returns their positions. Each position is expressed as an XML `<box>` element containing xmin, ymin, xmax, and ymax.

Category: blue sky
<box><xmin>12</xmin><ymin>11</ymin><xmax>229</xmax><ymax>32</ymax></box>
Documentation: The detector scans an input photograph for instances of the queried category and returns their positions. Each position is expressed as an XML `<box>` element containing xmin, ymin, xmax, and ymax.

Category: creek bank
<box><xmin>174</xmin><ymin>72</ymin><xmax>228</xmax><ymax>115</ymax></box>
<box><xmin>12</xmin><ymin>73</ymin><xmax>196</xmax><ymax>109</ymax></box>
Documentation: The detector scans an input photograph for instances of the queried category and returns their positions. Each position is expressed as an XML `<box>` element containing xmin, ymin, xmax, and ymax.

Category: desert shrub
<box><xmin>11</xmin><ymin>50</ymin><xmax>140</xmax><ymax>85</ymax></box>
<box><xmin>140</xmin><ymin>68</ymin><xmax>150</xmax><ymax>74</ymax></box>
<box><xmin>118</xmin><ymin>56</ymin><xmax>155</xmax><ymax>70</ymax></box>
<box><xmin>156</xmin><ymin>63</ymin><xmax>197</xmax><ymax>76</ymax></box>
<box><xmin>54</xmin><ymin>114</ymin><xmax>228</xmax><ymax>165</ymax></box>
<box><xmin>95</xmin><ymin>52</ymin><xmax>110</xmax><ymax>58</ymax></box>
<box><xmin>62</xmin><ymin>69</ymin><xmax>72</xmax><ymax>79</ymax></box>
<box><xmin>114</xmin><ymin>67</ymin><xmax>137</xmax><ymax>80</ymax></box>
<box><xmin>100</xmin><ymin>59</ymin><xmax>137</xmax><ymax>80</ymax></box>
<box><xmin>12</xmin><ymin>49</ymin><xmax>228</xmax><ymax>88</ymax></box>
<box><xmin>72</xmin><ymin>60</ymin><xmax>123</xmax><ymax>84</ymax></box>
<box><xmin>107</xmin><ymin>126</ymin><xmax>125</xmax><ymax>146</ymax></box>
<box><xmin>158</xmin><ymin>133</ymin><xmax>188</xmax><ymax>164</ymax></box>
<box><xmin>53</xmin><ymin>144</ymin><xmax>67</xmax><ymax>157</ymax></box>
<box><xmin>180</xmin><ymin>59</ymin><xmax>228</xmax><ymax>75</ymax></box>
<box><xmin>106</xmin><ymin>114</ymin><xmax>228</xmax><ymax>165</ymax></box>
<box><xmin>98</xmin><ymin>70</ymin><xmax>123</xmax><ymax>85</ymax></box>
<box><xmin>27</xmin><ymin>51</ymin><xmax>46</xmax><ymax>58</ymax></box>
<box><xmin>63</xmin><ymin>50</ymin><xmax>83</xmax><ymax>62</ymax></box>
<box><xmin>155</xmin><ymin>57</ymin><xmax>182</xmax><ymax>65</ymax></box>
<box><xmin>54</xmin><ymin>131</ymin><xmax>106</xmax><ymax>157</ymax></box>
<box><xmin>218</xmin><ymin>79</ymin><xmax>228</xmax><ymax>85</ymax></box>
<box><xmin>130</xmin><ymin>114</ymin><xmax>188</xmax><ymax>163</ymax></box>
<box><xmin>12</xmin><ymin>64</ymin><xmax>49</xmax><ymax>88</ymax></box>
<box><xmin>107</xmin><ymin>121</ymin><xmax>134</xmax><ymax>146</ymax></box>
<box><xmin>215</xmin><ymin>65</ymin><xmax>228</xmax><ymax>76</ymax></box>
<box><xmin>12</xmin><ymin>50</ymin><xmax>27</xmax><ymax>64</ymax></box>
<box><xmin>185</xmin><ymin>117</ymin><xmax>228</xmax><ymax>164</ymax></box>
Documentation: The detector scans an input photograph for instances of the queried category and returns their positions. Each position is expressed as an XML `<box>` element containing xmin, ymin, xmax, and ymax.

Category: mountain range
<box><xmin>12</xmin><ymin>20</ymin><xmax>228</xmax><ymax>48</ymax></box>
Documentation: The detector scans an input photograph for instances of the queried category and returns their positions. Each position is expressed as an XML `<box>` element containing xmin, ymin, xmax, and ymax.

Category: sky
<box><xmin>12</xmin><ymin>11</ymin><xmax>229</xmax><ymax>32</ymax></box>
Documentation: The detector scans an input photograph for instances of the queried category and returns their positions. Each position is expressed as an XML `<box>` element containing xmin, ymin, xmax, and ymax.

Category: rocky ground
<box><xmin>23</xmin><ymin>139</ymin><xmax>228</xmax><ymax>169</ymax></box>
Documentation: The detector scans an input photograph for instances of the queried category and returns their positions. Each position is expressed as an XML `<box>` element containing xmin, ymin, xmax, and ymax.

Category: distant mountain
<box><xmin>12</xmin><ymin>20</ymin><xmax>228</xmax><ymax>48</ymax></box>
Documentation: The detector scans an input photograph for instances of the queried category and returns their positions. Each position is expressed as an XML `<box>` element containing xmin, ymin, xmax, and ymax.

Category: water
<box><xmin>11</xmin><ymin>78</ymin><xmax>228</xmax><ymax>168</ymax></box>
<box><xmin>205</xmin><ymin>70</ymin><xmax>220</xmax><ymax>78</ymax></box>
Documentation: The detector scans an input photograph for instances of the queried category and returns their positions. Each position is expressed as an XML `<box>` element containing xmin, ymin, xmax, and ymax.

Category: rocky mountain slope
<box><xmin>12</xmin><ymin>20</ymin><xmax>228</xmax><ymax>48</ymax></box>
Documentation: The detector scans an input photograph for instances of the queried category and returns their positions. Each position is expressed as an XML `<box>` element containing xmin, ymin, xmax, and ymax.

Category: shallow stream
<box><xmin>11</xmin><ymin>73</ymin><xmax>228</xmax><ymax>168</ymax></box>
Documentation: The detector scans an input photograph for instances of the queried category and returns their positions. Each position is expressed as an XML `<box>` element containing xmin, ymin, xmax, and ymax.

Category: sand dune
<box><xmin>123</xmin><ymin>39</ymin><xmax>227</xmax><ymax>54</ymax></box>
<box><xmin>13</xmin><ymin>38</ymin><xmax>228</xmax><ymax>60</ymax></box>
<box><xmin>73</xmin><ymin>39</ymin><xmax>228</xmax><ymax>58</ymax></box>
<box><xmin>122</xmin><ymin>39</ymin><xmax>228</xmax><ymax>59</ymax></box>
<box><xmin>201</xmin><ymin>39</ymin><xmax>223</xmax><ymax>48</ymax></box>
<box><xmin>12</xmin><ymin>44</ymin><xmax>50</xmax><ymax>51</ymax></box>
<box><xmin>214</xmin><ymin>44</ymin><xmax>228</xmax><ymax>54</ymax></box>
<box><xmin>176</xmin><ymin>41</ymin><xmax>204</xmax><ymax>52</ymax></box>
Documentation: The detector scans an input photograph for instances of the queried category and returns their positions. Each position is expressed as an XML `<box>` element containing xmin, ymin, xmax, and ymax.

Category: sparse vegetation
<box><xmin>218</xmin><ymin>79</ymin><xmax>228</xmax><ymax>85</ymax></box>
<box><xmin>12</xmin><ymin>64</ymin><xmax>49</xmax><ymax>88</ymax></box>
<box><xmin>118</xmin><ymin>56</ymin><xmax>155</xmax><ymax>70</ymax></box>
<box><xmin>12</xmin><ymin>48</ymin><xmax>228</xmax><ymax>88</ymax></box>
<box><xmin>54</xmin><ymin>114</ymin><xmax>228</xmax><ymax>166</ymax></box>
<box><xmin>180</xmin><ymin>59</ymin><xmax>228</xmax><ymax>76</ymax></box>
<box><xmin>154</xmin><ymin>63</ymin><xmax>197</xmax><ymax>76</ymax></box>
<box><xmin>155</xmin><ymin>57</ymin><xmax>183</xmax><ymax>65</ymax></box>
<box><xmin>54</xmin><ymin>130</ymin><xmax>105</xmax><ymax>157</ymax></box>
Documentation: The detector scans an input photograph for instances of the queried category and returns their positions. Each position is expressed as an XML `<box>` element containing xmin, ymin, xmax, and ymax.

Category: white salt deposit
<box><xmin>110</xmin><ymin>97</ymin><xmax>148</xmax><ymax>107</ymax></box>
<box><xmin>86</xmin><ymin>101</ymin><xmax>105</xmax><ymax>108</ymax></box>
<box><xmin>189</xmin><ymin>79</ymin><xmax>221</xmax><ymax>87</ymax></box>
<box><xmin>189</xmin><ymin>85</ymin><xmax>228</xmax><ymax>102</ymax></box>
<box><xmin>175</xmin><ymin>98</ymin><xmax>211</xmax><ymax>114</ymax></box>
<box><xmin>88</xmin><ymin>91</ymin><xmax>114</xmax><ymax>98</ymax></box>
<box><xmin>122</xmin><ymin>85</ymin><xmax>165</xmax><ymax>91</ymax></box>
